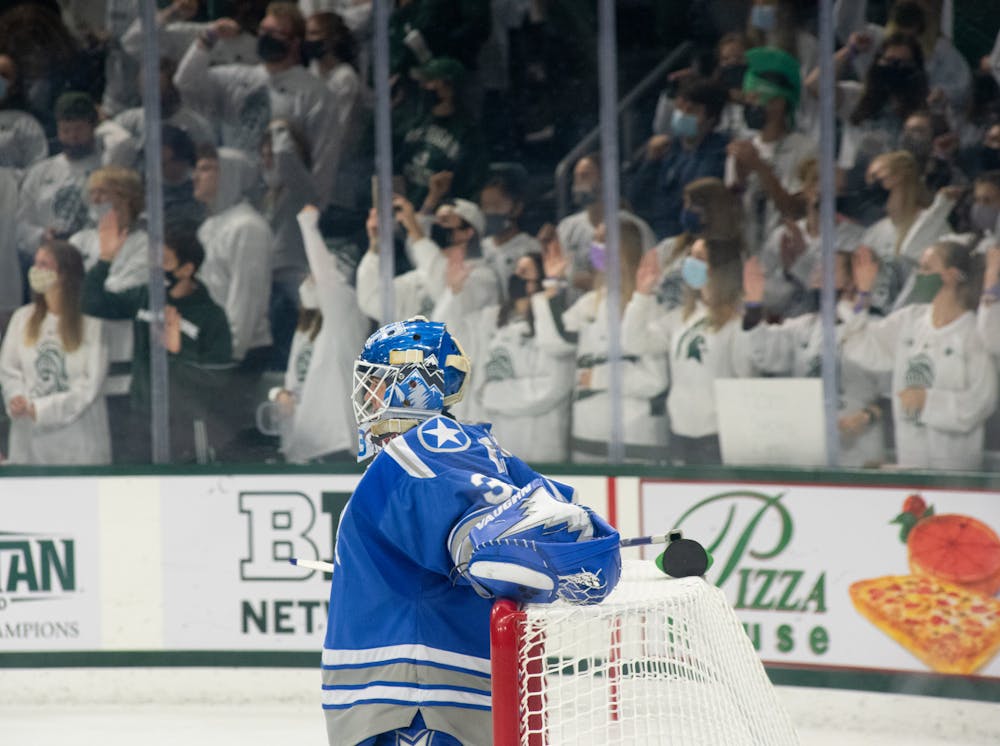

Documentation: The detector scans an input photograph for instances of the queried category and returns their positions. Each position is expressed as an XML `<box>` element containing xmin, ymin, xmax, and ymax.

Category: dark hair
<box><xmin>678</xmin><ymin>78</ymin><xmax>728</xmax><ymax>123</ymax></box>
<box><xmin>934</xmin><ymin>239</ymin><xmax>983</xmax><ymax>310</ymax></box>
<box><xmin>496</xmin><ymin>252</ymin><xmax>545</xmax><ymax>334</ymax></box>
<box><xmin>164</xmin><ymin>221</ymin><xmax>206</xmax><ymax>272</ymax></box>
<box><xmin>161</xmin><ymin>124</ymin><xmax>197</xmax><ymax>167</ymax></box>
<box><xmin>890</xmin><ymin>1</ymin><xmax>927</xmax><ymax>33</ymax></box>
<box><xmin>482</xmin><ymin>164</ymin><xmax>529</xmax><ymax>204</ymax></box>
<box><xmin>54</xmin><ymin>91</ymin><xmax>98</xmax><ymax>124</ymax></box>
<box><xmin>309</xmin><ymin>12</ymin><xmax>358</xmax><ymax>66</ymax></box>
<box><xmin>975</xmin><ymin>170</ymin><xmax>1000</xmax><ymax>192</ymax></box>
<box><xmin>195</xmin><ymin>143</ymin><xmax>219</xmax><ymax>163</ymax></box>
<box><xmin>850</xmin><ymin>33</ymin><xmax>927</xmax><ymax>126</ymax></box>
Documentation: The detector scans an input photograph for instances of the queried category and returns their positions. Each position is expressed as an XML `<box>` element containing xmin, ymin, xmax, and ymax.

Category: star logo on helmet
<box><xmin>418</xmin><ymin>417</ymin><xmax>471</xmax><ymax>453</ymax></box>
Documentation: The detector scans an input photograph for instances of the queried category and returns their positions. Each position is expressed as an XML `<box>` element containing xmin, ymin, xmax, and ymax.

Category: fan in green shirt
<box><xmin>82</xmin><ymin>214</ymin><xmax>233</xmax><ymax>461</ymax></box>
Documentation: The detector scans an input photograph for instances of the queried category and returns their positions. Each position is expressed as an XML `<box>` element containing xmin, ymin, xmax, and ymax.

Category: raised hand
<box><xmin>635</xmin><ymin>249</ymin><xmax>661</xmax><ymax>296</ymax></box>
<box><xmin>779</xmin><ymin>219</ymin><xmax>806</xmax><ymax>270</ymax></box>
<box><xmin>742</xmin><ymin>255</ymin><xmax>766</xmax><ymax>303</ymax></box>
<box><xmin>851</xmin><ymin>245</ymin><xmax>878</xmax><ymax>294</ymax></box>
<box><xmin>98</xmin><ymin>208</ymin><xmax>127</xmax><ymax>262</ymax></box>
<box><xmin>540</xmin><ymin>226</ymin><xmax>568</xmax><ymax>281</ymax></box>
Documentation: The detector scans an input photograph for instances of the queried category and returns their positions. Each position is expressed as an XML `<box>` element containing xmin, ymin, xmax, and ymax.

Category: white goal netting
<box><xmin>493</xmin><ymin>560</ymin><xmax>799</xmax><ymax>746</ymax></box>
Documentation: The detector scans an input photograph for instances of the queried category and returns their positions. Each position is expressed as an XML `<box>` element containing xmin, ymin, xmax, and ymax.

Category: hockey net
<box><xmin>490</xmin><ymin>560</ymin><xmax>799</xmax><ymax>746</ymax></box>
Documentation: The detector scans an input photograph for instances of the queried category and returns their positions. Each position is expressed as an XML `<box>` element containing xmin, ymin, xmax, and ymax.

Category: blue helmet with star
<box><xmin>352</xmin><ymin>317</ymin><xmax>471</xmax><ymax>460</ymax></box>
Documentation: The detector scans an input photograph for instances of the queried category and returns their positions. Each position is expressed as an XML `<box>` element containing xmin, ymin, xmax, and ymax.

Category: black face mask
<box><xmin>717</xmin><ymin>64</ymin><xmax>747</xmax><ymax>92</ymax></box>
<box><xmin>165</xmin><ymin>270</ymin><xmax>181</xmax><ymax>291</ymax></box>
<box><xmin>508</xmin><ymin>274</ymin><xmax>531</xmax><ymax>301</ymax></box>
<box><xmin>430</xmin><ymin>223</ymin><xmax>452</xmax><ymax>248</ymax></box>
<box><xmin>981</xmin><ymin>145</ymin><xmax>1000</xmax><ymax>173</ymax></box>
<box><xmin>301</xmin><ymin>39</ymin><xmax>326</xmax><ymax>63</ymax></box>
<box><xmin>861</xmin><ymin>181</ymin><xmax>891</xmax><ymax>205</ymax></box>
<box><xmin>258</xmin><ymin>33</ymin><xmax>291</xmax><ymax>63</ymax></box>
<box><xmin>873</xmin><ymin>61</ymin><xmax>919</xmax><ymax>89</ymax></box>
<box><xmin>743</xmin><ymin>103</ymin><xmax>767</xmax><ymax>131</ymax></box>
<box><xmin>61</xmin><ymin>141</ymin><xmax>96</xmax><ymax>160</ymax></box>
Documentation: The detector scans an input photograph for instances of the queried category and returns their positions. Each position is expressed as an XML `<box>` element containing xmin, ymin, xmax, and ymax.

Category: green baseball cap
<box><xmin>743</xmin><ymin>46</ymin><xmax>801</xmax><ymax>111</ymax></box>
<box><xmin>416</xmin><ymin>56</ymin><xmax>465</xmax><ymax>83</ymax></box>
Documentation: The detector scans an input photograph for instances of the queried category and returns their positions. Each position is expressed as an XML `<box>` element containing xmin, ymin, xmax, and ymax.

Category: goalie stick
<box><xmin>289</xmin><ymin>530</ymin><xmax>708</xmax><ymax>576</ymax></box>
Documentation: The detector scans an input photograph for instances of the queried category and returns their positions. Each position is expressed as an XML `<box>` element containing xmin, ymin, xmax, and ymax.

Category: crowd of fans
<box><xmin>1</xmin><ymin>0</ymin><xmax>999</xmax><ymax>472</ymax></box>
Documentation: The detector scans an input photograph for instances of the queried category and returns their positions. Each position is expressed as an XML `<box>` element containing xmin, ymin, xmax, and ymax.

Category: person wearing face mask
<box><xmin>16</xmin><ymin>93</ymin><xmax>104</xmax><ymax>261</ymax></box>
<box><xmin>0</xmin><ymin>53</ymin><xmax>47</xmax><ymax>174</ymax></box>
<box><xmin>725</xmin><ymin>46</ymin><xmax>815</xmax><ymax>256</ymax></box>
<box><xmin>67</xmin><ymin>167</ymin><xmax>150</xmax><ymax>455</ymax></box>
<box><xmin>744</xmin><ymin>1</ymin><xmax>820</xmax><ymax>135</ymax></box>
<box><xmin>82</xmin><ymin>220</ymin><xmax>233</xmax><ymax>463</ymax></box>
<box><xmin>479</xmin><ymin>165</ymin><xmax>541</xmax><ymax>297</ymax></box>
<box><xmin>651</xmin><ymin>33</ymin><xmax>750</xmax><ymax>140</ymax></box>
<box><xmin>533</xmin><ymin>221</ymin><xmax>668</xmax><ymax>463</ymax></box>
<box><xmin>271</xmin><ymin>206</ymin><xmax>368</xmax><ymax>463</ymax></box>
<box><xmin>742</xmin><ymin>252</ymin><xmax>886</xmax><ymax>467</ymax></box>
<box><xmin>357</xmin><ymin>195</ymin><xmax>498</xmax><ymax>338</ymax></box>
<box><xmin>856</xmin><ymin>150</ymin><xmax>959</xmax><ymax>314</ymax></box>
<box><xmin>303</xmin><ymin>11</ymin><xmax>366</xmax><ymax>207</ymax></box>
<box><xmin>834</xmin><ymin>0</ymin><xmax>971</xmax><ymax>114</ymax></box>
<box><xmin>760</xmin><ymin>157</ymin><xmax>865</xmax><ymax>319</ymax></box>
<box><xmin>430</xmin><ymin>251</ymin><xmax>575</xmax><ymax>462</ymax></box>
<box><xmin>628</xmin><ymin>78</ymin><xmax>730</xmax><ymax>240</ymax></box>
<box><xmin>826</xmin><ymin>33</ymin><xmax>930</xmax><ymax>198</ymax></box>
<box><xmin>560</xmin><ymin>152</ymin><xmax>656</xmax><ymax>289</ymax></box>
<box><xmin>649</xmin><ymin>177</ymin><xmax>744</xmax><ymax>313</ymax></box>
<box><xmin>391</xmin><ymin>56</ymin><xmax>487</xmax><ymax>210</ymax></box>
<box><xmin>621</xmin><ymin>236</ymin><xmax>753</xmax><ymax>466</ymax></box>
<box><xmin>898</xmin><ymin>110</ymin><xmax>968</xmax><ymax>194</ymax></box>
<box><xmin>0</xmin><ymin>240</ymin><xmax>110</xmax><ymax>464</ymax></box>
<box><xmin>843</xmin><ymin>241</ymin><xmax>997</xmax><ymax>470</ymax></box>
<box><xmin>259</xmin><ymin>119</ymin><xmax>319</xmax><ymax>371</ymax></box>
<box><xmin>173</xmin><ymin>2</ymin><xmax>341</xmax><ymax>205</ymax></box>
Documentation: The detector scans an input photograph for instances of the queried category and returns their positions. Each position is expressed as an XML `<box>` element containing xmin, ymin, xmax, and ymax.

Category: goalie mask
<box><xmin>353</xmin><ymin>317</ymin><xmax>471</xmax><ymax>460</ymax></box>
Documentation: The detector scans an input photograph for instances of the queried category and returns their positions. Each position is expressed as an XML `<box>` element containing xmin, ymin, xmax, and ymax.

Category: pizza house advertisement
<box><xmin>640</xmin><ymin>480</ymin><xmax>1000</xmax><ymax>679</ymax></box>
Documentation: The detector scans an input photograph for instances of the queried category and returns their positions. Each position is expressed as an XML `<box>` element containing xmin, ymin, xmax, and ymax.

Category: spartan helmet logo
<box><xmin>51</xmin><ymin>183</ymin><xmax>88</xmax><ymax>235</ymax></box>
<box><xmin>686</xmin><ymin>335</ymin><xmax>707</xmax><ymax>363</ymax></box>
<box><xmin>904</xmin><ymin>353</ymin><xmax>935</xmax><ymax>389</ymax></box>
<box><xmin>484</xmin><ymin>346</ymin><xmax>515</xmax><ymax>383</ymax></box>
<box><xmin>31</xmin><ymin>340</ymin><xmax>70</xmax><ymax>398</ymax></box>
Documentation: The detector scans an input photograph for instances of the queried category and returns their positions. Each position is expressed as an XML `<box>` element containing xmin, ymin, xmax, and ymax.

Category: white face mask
<box><xmin>298</xmin><ymin>278</ymin><xmax>319</xmax><ymax>310</ymax></box>
<box><xmin>28</xmin><ymin>266</ymin><xmax>58</xmax><ymax>294</ymax></box>
<box><xmin>88</xmin><ymin>201</ymin><xmax>113</xmax><ymax>226</ymax></box>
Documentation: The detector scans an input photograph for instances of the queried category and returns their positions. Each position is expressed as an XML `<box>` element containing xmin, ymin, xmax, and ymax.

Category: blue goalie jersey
<box><xmin>322</xmin><ymin>416</ymin><xmax>576</xmax><ymax>746</ymax></box>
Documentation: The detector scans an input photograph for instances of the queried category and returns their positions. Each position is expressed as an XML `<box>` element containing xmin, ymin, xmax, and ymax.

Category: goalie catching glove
<box><xmin>449</xmin><ymin>479</ymin><xmax>621</xmax><ymax>605</ymax></box>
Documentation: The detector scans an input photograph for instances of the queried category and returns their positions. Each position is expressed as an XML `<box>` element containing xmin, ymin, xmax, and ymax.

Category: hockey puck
<box><xmin>656</xmin><ymin>538</ymin><xmax>709</xmax><ymax>578</ymax></box>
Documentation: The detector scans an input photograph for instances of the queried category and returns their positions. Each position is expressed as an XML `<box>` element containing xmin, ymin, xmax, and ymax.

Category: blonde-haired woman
<box><xmin>622</xmin><ymin>236</ymin><xmax>753</xmax><ymax>465</ymax></box>
<box><xmin>858</xmin><ymin>150</ymin><xmax>957</xmax><ymax>313</ymax></box>
<box><xmin>535</xmin><ymin>220</ymin><xmax>669</xmax><ymax>463</ymax></box>
<box><xmin>0</xmin><ymin>241</ymin><xmax>110</xmax><ymax>464</ymax></box>
<box><xmin>653</xmin><ymin>177</ymin><xmax>744</xmax><ymax>312</ymax></box>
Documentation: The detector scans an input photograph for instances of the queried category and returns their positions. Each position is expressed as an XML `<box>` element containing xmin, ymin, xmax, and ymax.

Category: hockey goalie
<box><xmin>321</xmin><ymin>317</ymin><xmax>622</xmax><ymax>746</ymax></box>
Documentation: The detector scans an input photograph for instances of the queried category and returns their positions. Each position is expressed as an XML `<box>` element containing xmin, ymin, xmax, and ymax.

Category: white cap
<box><xmin>449</xmin><ymin>198</ymin><xmax>485</xmax><ymax>236</ymax></box>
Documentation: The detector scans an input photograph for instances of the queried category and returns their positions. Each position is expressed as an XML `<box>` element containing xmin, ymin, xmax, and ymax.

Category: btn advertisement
<box><xmin>0</xmin><ymin>478</ymin><xmax>101</xmax><ymax>651</ymax></box>
<box><xmin>640</xmin><ymin>480</ymin><xmax>1000</xmax><ymax>678</ymax></box>
<box><xmin>160</xmin><ymin>474</ymin><xmax>362</xmax><ymax>650</ymax></box>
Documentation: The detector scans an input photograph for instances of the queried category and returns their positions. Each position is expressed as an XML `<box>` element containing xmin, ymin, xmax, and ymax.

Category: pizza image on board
<box><xmin>849</xmin><ymin>495</ymin><xmax>1000</xmax><ymax>675</ymax></box>
<box><xmin>849</xmin><ymin>575</ymin><xmax>1000</xmax><ymax>675</ymax></box>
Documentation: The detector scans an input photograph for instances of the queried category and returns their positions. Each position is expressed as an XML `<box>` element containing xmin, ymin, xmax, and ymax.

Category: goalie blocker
<box><xmin>449</xmin><ymin>478</ymin><xmax>622</xmax><ymax>605</ymax></box>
